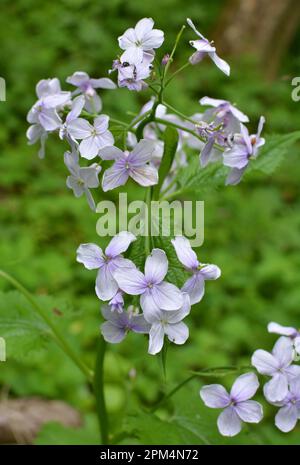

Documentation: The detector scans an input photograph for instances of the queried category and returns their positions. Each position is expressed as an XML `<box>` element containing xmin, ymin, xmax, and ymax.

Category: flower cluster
<box><xmin>200</xmin><ymin>322</ymin><xmax>300</xmax><ymax>436</ymax></box>
<box><xmin>76</xmin><ymin>233</ymin><xmax>220</xmax><ymax>355</ymax></box>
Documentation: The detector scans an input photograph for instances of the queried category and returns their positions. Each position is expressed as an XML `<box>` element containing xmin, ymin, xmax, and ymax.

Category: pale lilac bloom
<box><xmin>200</xmin><ymin>372</ymin><xmax>263</xmax><ymax>437</ymax></box>
<box><xmin>68</xmin><ymin>115</ymin><xmax>114</xmax><ymax>159</ymax></box>
<box><xmin>66</xmin><ymin>71</ymin><xmax>116</xmax><ymax>113</ymax></box>
<box><xmin>76</xmin><ymin>231</ymin><xmax>136</xmax><ymax>301</ymax></box>
<box><xmin>187</xmin><ymin>18</ymin><xmax>230</xmax><ymax>76</ymax></box>
<box><xmin>114</xmin><ymin>60</ymin><xmax>152</xmax><ymax>91</ymax></box>
<box><xmin>114</xmin><ymin>249</ymin><xmax>184</xmax><ymax>320</ymax></box>
<box><xmin>252</xmin><ymin>336</ymin><xmax>300</xmax><ymax>402</ymax></box>
<box><xmin>64</xmin><ymin>150</ymin><xmax>101</xmax><ymax>211</ymax></box>
<box><xmin>59</xmin><ymin>95</ymin><xmax>85</xmax><ymax>144</ymax></box>
<box><xmin>269</xmin><ymin>377</ymin><xmax>300</xmax><ymax>433</ymax></box>
<box><xmin>268</xmin><ymin>322</ymin><xmax>300</xmax><ymax>356</ymax></box>
<box><xmin>101</xmin><ymin>305</ymin><xmax>150</xmax><ymax>343</ymax></box>
<box><xmin>171</xmin><ymin>236</ymin><xmax>221</xmax><ymax>305</ymax></box>
<box><xmin>26</xmin><ymin>123</ymin><xmax>48</xmax><ymax>159</ymax></box>
<box><xmin>223</xmin><ymin>116</ymin><xmax>265</xmax><ymax>185</ymax></box>
<box><xmin>200</xmin><ymin>97</ymin><xmax>249</xmax><ymax>125</ymax></box>
<box><xmin>118</xmin><ymin>18</ymin><xmax>164</xmax><ymax>64</ymax></box>
<box><xmin>108</xmin><ymin>290</ymin><xmax>124</xmax><ymax>313</ymax></box>
<box><xmin>100</xmin><ymin>140</ymin><xmax>158</xmax><ymax>192</ymax></box>
<box><xmin>147</xmin><ymin>293</ymin><xmax>191</xmax><ymax>355</ymax></box>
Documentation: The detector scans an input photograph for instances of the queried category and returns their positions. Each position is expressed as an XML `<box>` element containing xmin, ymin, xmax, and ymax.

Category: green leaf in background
<box><xmin>153</xmin><ymin>127</ymin><xmax>179</xmax><ymax>200</ymax></box>
<box><xmin>35</xmin><ymin>418</ymin><xmax>100</xmax><ymax>445</ymax></box>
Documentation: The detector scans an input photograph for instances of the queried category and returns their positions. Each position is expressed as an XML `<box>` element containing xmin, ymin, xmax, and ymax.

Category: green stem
<box><xmin>144</xmin><ymin>187</ymin><xmax>152</xmax><ymax>256</ymax></box>
<box><xmin>163</xmin><ymin>101</ymin><xmax>198</xmax><ymax>124</ymax></box>
<box><xmin>165</xmin><ymin>62</ymin><xmax>190</xmax><ymax>87</ymax></box>
<box><xmin>94</xmin><ymin>337</ymin><xmax>109</xmax><ymax>444</ymax></box>
<box><xmin>162</xmin><ymin>25</ymin><xmax>186</xmax><ymax>83</ymax></box>
<box><xmin>0</xmin><ymin>270</ymin><xmax>93</xmax><ymax>382</ymax></box>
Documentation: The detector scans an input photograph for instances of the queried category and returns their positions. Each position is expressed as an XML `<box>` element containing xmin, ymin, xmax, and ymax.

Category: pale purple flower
<box><xmin>108</xmin><ymin>290</ymin><xmax>124</xmax><ymax>313</ymax></box>
<box><xmin>100</xmin><ymin>140</ymin><xmax>158</xmax><ymax>192</ymax></box>
<box><xmin>114</xmin><ymin>60</ymin><xmax>152</xmax><ymax>91</ymax></box>
<box><xmin>223</xmin><ymin>116</ymin><xmax>265</xmax><ymax>185</ymax></box>
<box><xmin>114</xmin><ymin>248</ymin><xmax>184</xmax><ymax>320</ymax></box>
<box><xmin>200</xmin><ymin>372</ymin><xmax>263</xmax><ymax>437</ymax></box>
<box><xmin>76</xmin><ymin>231</ymin><xmax>136</xmax><ymax>301</ymax></box>
<box><xmin>268</xmin><ymin>322</ymin><xmax>300</xmax><ymax>356</ymax></box>
<box><xmin>26</xmin><ymin>123</ymin><xmax>48</xmax><ymax>159</ymax></box>
<box><xmin>118</xmin><ymin>18</ymin><xmax>164</xmax><ymax>64</ymax></box>
<box><xmin>270</xmin><ymin>377</ymin><xmax>300</xmax><ymax>433</ymax></box>
<box><xmin>200</xmin><ymin>97</ymin><xmax>249</xmax><ymax>125</ymax></box>
<box><xmin>59</xmin><ymin>95</ymin><xmax>85</xmax><ymax>143</ymax></box>
<box><xmin>66</xmin><ymin>71</ymin><xmax>116</xmax><ymax>113</ymax></box>
<box><xmin>101</xmin><ymin>305</ymin><xmax>150</xmax><ymax>343</ymax></box>
<box><xmin>171</xmin><ymin>236</ymin><xmax>221</xmax><ymax>305</ymax></box>
<box><xmin>187</xmin><ymin>18</ymin><xmax>230</xmax><ymax>76</ymax></box>
<box><xmin>68</xmin><ymin>115</ymin><xmax>114</xmax><ymax>160</ymax></box>
<box><xmin>252</xmin><ymin>336</ymin><xmax>300</xmax><ymax>402</ymax></box>
<box><xmin>146</xmin><ymin>293</ymin><xmax>191</xmax><ymax>355</ymax></box>
<box><xmin>64</xmin><ymin>150</ymin><xmax>101</xmax><ymax>211</ymax></box>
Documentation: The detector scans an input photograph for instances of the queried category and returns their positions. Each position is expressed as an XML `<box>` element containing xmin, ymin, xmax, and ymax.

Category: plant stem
<box><xmin>165</xmin><ymin>62</ymin><xmax>190</xmax><ymax>86</ymax></box>
<box><xmin>0</xmin><ymin>270</ymin><xmax>93</xmax><ymax>382</ymax></box>
<box><xmin>94</xmin><ymin>337</ymin><xmax>109</xmax><ymax>444</ymax></box>
<box><xmin>144</xmin><ymin>187</ymin><xmax>152</xmax><ymax>256</ymax></box>
<box><xmin>162</xmin><ymin>25</ymin><xmax>186</xmax><ymax>83</ymax></box>
<box><xmin>163</xmin><ymin>101</ymin><xmax>198</xmax><ymax>124</ymax></box>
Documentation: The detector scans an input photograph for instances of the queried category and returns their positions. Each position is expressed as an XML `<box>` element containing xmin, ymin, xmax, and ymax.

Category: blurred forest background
<box><xmin>0</xmin><ymin>0</ymin><xmax>300</xmax><ymax>445</ymax></box>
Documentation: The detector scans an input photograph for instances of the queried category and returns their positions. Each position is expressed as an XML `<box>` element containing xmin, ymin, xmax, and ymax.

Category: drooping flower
<box><xmin>269</xmin><ymin>377</ymin><xmax>300</xmax><ymax>433</ymax></box>
<box><xmin>146</xmin><ymin>293</ymin><xmax>191</xmax><ymax>355</ymax></box>
<box><xmin>200</xmin><ymin>372</ymin><xmax>263</xmax><ymax>437</ymax></box>
<box><xmin>100</xmin><ymin>140</ymin><xmax>158</xmax><ymax>191</ymax></box>
<box><xmin>187</xmin><ymin>18</ymin><xmax>230</xmax><ymax>76</ymax></box>
<box><xmin>66</xmin><ymin>71</ymin><xmax>116</xmax><ymax>113</ymax></box>
<box><xmin>108</xmin><ymin>290</ymin><xmax>124</xmax><ymax>313</ymax></box>
<box><xmin>171</xmin><ymin>236</ymin><xmax>221</xmax><ymax>304</ymax></box>
<box><xmin>118</xmin><ymin>18</ymin><xmax>164</xmax><ymax>64</ymax></box>
<box><xmin>223</xmin><ymin>116</ymin><xmax>265</xmax><ymax>185</ymax></box>
<box><xmin>76</xmin><ymin>231</ymin><xmax>136</xmax><ymax>301</ymax></box>
<box><xmin>101</xmin><ymin>305</ymin><xmax>150</xmax><ymax>343</ymax></box>
<box><xmin>64</xmin><ymin>150</ymin><xmax>101</xmax><ymax>211</ymax></box>
<box><xmin>200</xmin><ymin>97</ymin><xmax>249</xmax><ymax>126</ymax></box>
<box><xmin>268</xmin><ymin>322</ymin><xmax>300</xmax><ymax>356</ymax></box>
<box><xmin>26</xmin><ymin>123</ymin><xmax>48</xmax><ymax>159</ymax></box>
<box><xmin>114</xmin><ymin>248</ymin><xmax>184</xmax><ymax>320</ymax></box>
<box><xmin>68</xmin><ymin>115</ymin><xmax>114</xmax><ymax>159</ymax></box>
<box><xmin>251</xmin><ymin>337</ymin><xmax>300</xmax><ymax>402</ymax></box>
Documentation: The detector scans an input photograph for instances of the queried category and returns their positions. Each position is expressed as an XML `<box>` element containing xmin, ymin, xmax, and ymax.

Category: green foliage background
<box><xmin>0</xmin><ymin>0</ymin><xmax>300</xmax><ymax>445</ymax></box>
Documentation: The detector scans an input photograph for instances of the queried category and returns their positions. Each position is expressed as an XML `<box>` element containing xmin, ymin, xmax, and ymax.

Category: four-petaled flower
<box><xmin>268</xmin><ymin>322</ymin><xmax>300</xmax><ymax>356</ymax></box>
<box><xmin>269</xmin><ymin>376</ymin><xmax>300</xmax><ymax>433</ymax></box>
<box><xmin>68</xmin><ymin>115</ymin><xmax>114</xmax><ymax>159</ymax></box>
<box><xmin>200</xmin><ymin>372</ymin><xmax>263</xmax><ymax>437</ymax></box>
<box><xmin>114</xmin><ymin>248</ymin><xmax>183</xmax><ymax>320</ymax></box>
<box><xmin>101</xmin><ymin>305</ymin><xmax>150</xmax><ymax>343</ymax></box>
<box><xmin>187</xmin><ymin>18</ymin><xmax>230</xmax><ymax>76</ymax></box>
<box><xmin>171</xmin><ymin>236</ymin><xmax>221</xmax><ymax>304</ymax></box>
<box><xmin>76</xmin><ymin>231</ymin><xmax>136</xmax><ymax>301</ymax></box>
<box><xmin>100</xmin><ymin>140</ymin><xmax>158</xmax><ymax>191</ymax></box>
<box><xmin>252</xmin><ymin>336</ymin><xmax>300</xmax><ymax>402</ymax></box>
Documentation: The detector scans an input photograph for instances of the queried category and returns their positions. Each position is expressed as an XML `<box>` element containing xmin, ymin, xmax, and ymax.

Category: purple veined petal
<box><xmin>95</xmin><ymin>264</ymin><xmax>119</xmax><ymax>301</ymax></box>
<box><xmin>43</xmin><ymin>92</ymin><xmax>71</xmax><ymax>108</ymax></box>
<box><xmin>200</xmin><ymin>137</ymin><xmax>215</xmax><ymax>167</ymax></box>
<box><xmin>144</xmin><ymin>249</ymin><xmax>168</xmax><ymax>284</ymax></box>
<box><xmin>101</xmin><ymin>321</ymin><xmax>126</xmax><ymax>343</ymax></box>
<box><xmin>200</xmin><ymin>264</ymin><xmax>221</xmax><ymax>280</ymax></box>
<box><xmin>79</xmin><ymin>166</ymin><xmax>101</xmax><ymax>188</ymax></box>
<box><xmin>208</xmin><ymin>52</ymin><xmax>230</xmax><ymax>76</ymax></box>
<box><xmin>94</xmin><ymin>115</ymin><xmax>109</xmax><ymax>133</ymax></box>
<box><xmin>140</xmin><ymin>291</ymin><xmax>162</xmax><ymax>322</ymax></box>
<box><xmin>102</xmin><ymin>164</ymin><xmax>129</xmax><ymax>192</ymax></box>
<box><xmin>289</xmin><ymin>375</ymin><xmax>300</xmax><ymax>396</ymax></box>
<box><xmin>121</xmin><ymin>47</ymin><xmax>144</xmax><ymax>64</ymax></box>
<box><xmin>26</xmin><ymin>123</ymin><xmax>43</xmax><ymax>144</ymax></box>
<box><xmin>240</xmin><ymin>124</ymin><xmax>252</xmax><ymax>153</ymax></box>
<box><xmin>263</xmin><ymin>373</ymin><xmax>289</xmax><ymax>403</ymax></box>
<box><xmin>85</xmin><ymin>93</ymin><xmax>102</xmax><ymax>114</ymax></box>
<box><xmin>129</xmin><ymin>139</ymin><xmax>156</xmax><ymax>166</ymax></box>
<box><xmin>118</xmin><ymin>27</ymin><xmax>136</xmax><ymax>49</ymax></box>
<box><xmin>164</xmin><ymin>293</ymin><xmax>191</xmax><ymax>324</ymax></box>
<box><xmin>114</xmin><ymin>267</ymin><xmax>146</xmax><ymax>295</ymax></box>
<box><xmin>135</xmin><ymin>17</ymin><xmax>154</xmax><ymax>39</ymax></box>
<box><xmin>229</xmin><ymin>105</ymin><xmax>249</xmax><ymax>123</ymax></box>
<box><xmin>84</xmin><ymin>188</ymin><xmax>96</xmax><ymax>211</ymax></box>
<box><xmin>234</xmin><ymin>400</ymin><xmax>263</xmax><ymax>424</ymax></box>
<box><xmin>223</xmin><ymin>144</ymin><xmax>249</xmax><ymax>169</ymax></box>
<box><xmin>190</xmin><ymin>39</ymin><xmax>215</xmax><ymax>53</ymax></box>
<box><xmin>141</xmin><ymin>29</ymin><xmax>164</xmax><ymax>50</ymax></box>
<box><xmin>66</xmin><ymin>72</ymin><xmax>89</xmax><ymax>87</ymax></box>
<box><xmin>171</xmin><ymin>236</ymin><xmax>199</xmax><ymax>270</ymax></box>
<box><xmin>230</xmin><ymin>372</ymin><xmax>260</xmax><ymax>402</ymax></box>
<box><xmin>38</xmin><ymin>108</ymin><xmax>62</xmax><ymax>131</ymax></box>
<box><xmin>182</xmin><ymin>273</ymin><xmax>204</xmax><ymax>305</ymax></box>
<box><xmin>101</xmin><ymin>304</ymin><xmax>124</xmax><ymax>323</ymax></box>
<box><xmin>267</xmin><ymin>322</ymin><xmax>298</xmax><ymax>338</ymax></box>
<box><xmin>66</xmin><ymin>95</ymin><xmax>85</xmax><ymax>122</ymax></box>
<box><xmin>251</xmin><ymin>349</ymin><xmax>279</xmax><ymax>375</ymax></box>
<box><xmin>94</xmin><ymin>131</ymin><xmax>114</xmax><ymax>150</ymax></box>
<box><xmin>152</xmin><ymin>281</ymin><xmax>183</xmax><ymax>311</ymax></box>
<box><xmin>110</xmin><ymin>256</ymin><xmax>137</xmax><ymax>271</ymax></box>
<box><xmin>79</xmin><ymin>136</ymin><xmax>100</xmax><ymax>159</ymax></box>
<box><xmin>200</xmin><ymin>384</ymin><xmax>230</xmax><ymax>409</ymax></box>
<box><xmin>68</xmin><ymin>118</ymin><xmax>92</xmax><ymax>139</ymax></box>
<box><xmin>217</xmin><ymin>406</ymin><xmax>242</xmax><ymax>437</ymax></box>
<box><xmin>272</xmin><ymin>336</ymin><xmax>294</xmax><ymax>368</ymax></box>
<box><xmin>275</xmin><ymin>404</ymin><xmax>299</xmax><ymax>433</ymax></box>
<box><xmin>64</xmin><ymin>150</ymin><xmax>79</xmax><ymax>175</ymax></box>
<box><xmin>105</xmin><ymin>231</ymin><xmax>136</xmax><ymax>257</ymax></box>
<box><xmin>165</xmin><ymin>321</ymin><xmax>189</xmax><ymax>345</ymax></box>
<box><xmin>200</xmin><ymin>96</ymin><xmax>226</xmax><ymax>108</ymax></box>
<box><xmin>90</xmin><ymin>78</ymin><xmax>116</xmax><ymax>89</ymax></box>
<box><xmin>36</xmin><ymin>78</ymin><xmax>61</xmax><ymax>98</ymax></box>
<box><xmin>76</xmin><ymin>243</ymin><xmax>104</xmax><ymax>269</ymax></box>
<box><xmin>225</xmin><ymin>167</ymin><xmax>247</xmax><ymax>186</ymax></box>
<box><xmin>189</xmin><ymin>51</ymin><xmax>205</xmax><ymax>65</ymax></box>
<box><xmin>67</xmin><ymin>176</ymin><xmax>84</xmax><ymax>197</ymax></box>
<box><xmin>130</xmin><ymin>314</ymin><xmax>151</xmax><ymax>334</ymax></box>
<box><xmin>285</xmin><ymin>364</ymin><xmax>300</xmax><ymax>380</ymax></box>
<box><xmin>130</xmin><ymin>165</ymin><xmax>158</xmax><ymax>187</ymax></box>
<box><xmin>99</xmin><ymin>146</ymin><xmax>124</xmax><ymax>161</ymax></box>
<box><xmin>148</xmin><ymin>323</ymin><xmax>165</xmax><ymax>355</ymax></box>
